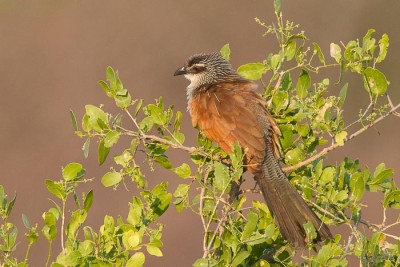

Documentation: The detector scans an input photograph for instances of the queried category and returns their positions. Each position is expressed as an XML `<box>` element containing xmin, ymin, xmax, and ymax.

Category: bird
<box><xmin>174</xmin><ymin>52</ymin><xmax>332</xmax><ymax>247</ymax></box>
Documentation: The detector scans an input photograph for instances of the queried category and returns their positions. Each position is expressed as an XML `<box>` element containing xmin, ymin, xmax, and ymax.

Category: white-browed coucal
<box><xmin>174</xmin><ymin>52</ymin><xmax>332</xmax><ymax>247</ymax></box>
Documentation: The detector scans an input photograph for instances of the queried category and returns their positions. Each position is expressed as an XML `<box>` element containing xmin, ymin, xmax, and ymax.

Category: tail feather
<box><xmin>257</xmin><ymin>148</ymin><xmax>332</xmax><ymax>247</ymax></box>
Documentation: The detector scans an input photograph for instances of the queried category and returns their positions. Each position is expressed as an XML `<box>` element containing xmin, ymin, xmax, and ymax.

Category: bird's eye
<box><xmin>192</xmin><ymin>66</ymin><xmax>200</xmax><ymax>73</ymax></box>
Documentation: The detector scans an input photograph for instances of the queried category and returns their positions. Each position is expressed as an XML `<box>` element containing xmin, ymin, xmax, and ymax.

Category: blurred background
<box><xmin>0</xmin><ymin>1</ymin><xmax>399</xmax><ymax>266</ymax></box>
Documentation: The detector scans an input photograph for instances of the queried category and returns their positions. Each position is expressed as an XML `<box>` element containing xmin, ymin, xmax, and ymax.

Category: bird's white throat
<box><xmin>184</xmin><ymin>73</ymin><xmax>202</xmax><ymax>99</ymax></box>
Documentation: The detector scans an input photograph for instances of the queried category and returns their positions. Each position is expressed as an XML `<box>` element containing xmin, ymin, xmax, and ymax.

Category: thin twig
<box><xmin>345</xmin><ymin>102</ymin><xmax>373</xmax><ymax>130</ymax></box>
<box><xmin>379</xmin><ymin>221</ymin><xmax>400</xmax><ymax>232</ymax></box>
<box><xmin>386</xmin><ymin>93</ymin><xmax>400</xmax><ymax>117</ymax></box>
<box><xmin>345</xmin><ymin>233</ymin><xmax>354</xmax><ymax>253</ymax></box>
<box><xmin>61</xmin><ymin>199</ymin><xmax>66</xmax><ymax>251</ymax></box>
<box><xmin>119</xmin><ymin>126</ymin><xmax>200</xmax><ymax>154</ymax></box>
<box><xmin>382</xmin><ymin>233</ymin><xmax>400</xmax><ymax>240</ymax></box>
<box><xmin>204</xmin><ymin>208</ymin><xmax>228</xmax><ymax>258</ymax></box>
<box><xmin>305</xmin><ymin>199</ymin><xmax>345</xmax><ymax>224</ymax></box>
<box><xmin>199</xmin><ymin>168</ymin><xmax>211</xmax><ymax>255</ymax></box>
<box><xmin>125</xmin><ymin>109</ymin><xmax>144</xmax><ymax>136</ymax></box>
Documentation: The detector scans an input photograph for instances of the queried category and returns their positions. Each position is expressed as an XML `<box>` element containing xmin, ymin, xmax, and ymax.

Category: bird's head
<box><xmin>174</xmin><ymin>52</ymin><xmax>240</xmax><ymax>94</ymax></box>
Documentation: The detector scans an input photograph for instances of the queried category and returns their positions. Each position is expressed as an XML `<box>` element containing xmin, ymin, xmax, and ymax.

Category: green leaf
<box><xmin>122</xmin><ymin>230</ymin><xmax>141</xmax><ymax>249</ymax></box>
<box><xmin>279</xmin><ymin>124</ymin><xmax>293</xmax><ymax>150</ymax></box>
<box><xmin>313</xmin><ymin>42</ymin><xmax>325</xmax><ymax>64</ymax></box>
<box><xmin>370</xmin><ymin>168</ymin><xmax>393</xmax><ymax>185</ymax></box>
<box><xmin>376</xmin><ymin>33</ymin><xmax>389</xmax><ymax>63</ymax></box>
<box><xmin>78</xmin><ymin>240</ymin><xmax>93</xmax><ymax>257</ymax></box>
<box><xmin>0</xmin><ymin>185</ymin><xmax>4</xmax><ymax>204</ymax></box>
<box><xmin>104</xmin><ymin>130</ymin><xmax>121</xmax><ymax>148</ymax></box>
<box><xmin>147</xmin><ymin>104</ymin><xmax>166</xmax><ymax>125</ymax></box>
<box><xmin>214</xmin><ymin>162</ymin><xmax>230</xmax><ymax>192</ymax></box>
<box><xmin>351</xmin><ymin>172</ymin><xmax>365</xmax><ymax>201</ymax></box>
<box><xmin>367</xmin><ymin>231</ymin><xmax>382</xmax><ymax>256</ymax></box>
<box><xmin>303</xmin><ymin>221</ymin><xmax>317</xmax><ymax>242</ymax></box>
<box><xmin>173</xmin><ymin>163</ymin><xmax>191</xmax><ymax>179</ymax></box>
<box><xmin>285</xmin><ymin>147</ymin><xmax>304</xmax><ymax>165</ymax></box>
<box><xmin>83</xmin><ymin>190</ymin><xmax>93</xmax><ymax>211</ymax></box>
<box><xmin>45</xmin><ymin>180</ymin><xmax>66</xmax><ymax>200</ymax></box>
<box><xmin>330</xmin><ymin>43</ymin><xmax>342</xmax><ymax>63</ymax></box>
<box><xmin>26</xmin><ymin>228</ymin><xmax>39</xmax><ymax>245</ymax></box>
<box><xmin>193</xmin><ymin>258</ymin><xmax>215</xmax><ymax>267</ymax></box>
<box><xmin>174</xmin><ymin>184</ymin><xmax>190</xmax><ymax>198</ymax></box>
<box><xmin>281</xmin><ymin>72</ymin><xmax>292</xmax><ymax>91</ymax></box>
<box><xmin>237</xmin><ymin>63</ymin><xmax>267</xmax><ymax>80</ymax></box>
<box><xmin>220</xmin><ymin>44</ymin><xmax>230</xmax><ymax>61</ymax></box>
<box><xmin>295</xmin><ymin>69</ymin><xmax>310</xmax><ymax>98</ymax></box>
<box><xmin>230</xmin><ymin>141</ymin><xmax>244</xmax><ymax>170</ymax></box>
<box><xmin>270</xmin><ymin>54</ymin><xmax>281</xmax><ymax>69</ymax></box>
<box><xmin>98</xmin><ymin>80</ymin><xmax>112</xmax><ymax>97</ymax></box>
<box><xmin>297</xmin><ymin>124</ymin><xmax>309</xmax><ymax>137</ymax></box>
<box><xmin>6</xmin><ymin>194</ymin><xmax>16</xmax><ymax>217</ymax></box>
<box><xmin>134</xmin><ymin>99</ymin><xmax>144</xmax><ymax>118</ymax></box>
<box><xmin>69</xmin><ymin>110</ymin><xmax>78</xmax><ymax>131</ymax></box>
<box><xmin>173</xmin><ymin>132</ymin><xmax>185</xmax><ymax>144</ymax></box>
<box><xmin>241</xmin><ymin>211</ymin><xmax>258</xmax><ymax>241</ymax></box>
<box><xmin>231</xmin><ymin>251</ymin><xmax>250</xmax><ymax>267</ymax></box>
<box><xmin>173</xmin><ymin>111</ymin><xmax>183</xmax><ymax>132</ymax></box>
<box><xmin>383</xmin><ymin>190</ymin><xmax>400</xmax><ymax>209</ymax></box>
<box><xmin>98</xmin><ymin>139</ymin><xmax>110</xmax><ymax>165</ymax></box>
<box><xmin>114</xmin><ymin>150</ymin><xmax>133</xmax><ymax>167</ymax></box>
<box><xmin>62</xmin><ymin>162</ymin><xmax>85</xmax><ymax>181</ymax></box>
<box><xmin>56</xmin><ymin>251</ymin><xmax>82</xmax><ymax>266</ymax></box>
<box><xmin>338</xmin><ymin>83</ymin><xmax>348</xmax><ymax>108</ymax></box>
<box><xmin>101</xmin><ymin>171</ymin><xmax>122</xmax><ymax>187</ymax></box>
<box><xmin>285</xmin><ymin>42</ymin><xmax>296</xmax><ymax>61</ymax></box>
<box><xmin>274</xmin><ymin>0</ymin><xmax>281</xmax><ymax>14</ymax></box>
<box><xmin>85</xmin><ymin>105</ymin><xmax>109</xmax><ymax>132</ymax></box>
<box><xmin>48</xmin><ymin>207</ymin><xmax>60</xmax><ymax>221</ymax></box>
<box><xmin>363</xmin><ymin>29</ymin><xmax>376</xmax><ymax>45</ymax></box>
<box><xmin>82</xmin><ymin>138</ymin><xmax>90</xmax><ymax>158</ymax></box>
<box><xmin>150</xmin><ymin>182</ymin><xmax>172</xmax><ymax>218</ymax></box>
<box><xmin>106</xmin><ymin>66</ymin><xmax>116</xmax><ymax>83</ymax></box>
<box><xmin>67</xmin><ymin>210</ymin><xmax>87</xmax><ymax>240</ymax></box>
<box><xmin>131</xmin><ymin>138</ymin><xmax>139</xmax><ymax>157</ymax></box>
<box><xmin>146</xmin><ymin>245</ymin><xmax>163</xmax><ymax>257</ymax></box>
<box><xmin>42</xmin><ymin>225</ymin><xmax>57</xmax><ymax>242</ymax></box>
<box><xmin>115</xmin><ymin>93</ymin><xmax>132</xmax><ymax>109</ymax></box>
<box><xmin>363</xmin><ymin>67</ymin><xmax>388</xmax><ymax>96</ymax></box>
<box><xmin>126</xmin><ymin>252</ymin><xmax>145</xmax><ymax>267</ymax></box>
<box><xmin>335</xmin><ymin>131</ymin><xmax>347</xmax><ymax>146</ymax></box>
<box><xmin>127</xmin><ymin>197</ymin><xmax>143</xmax><ymax>226</ymax></box>
<box><xmin>373</xmin><ymin>162</ymin><xmax>386</xmax><ymax>177</ymax></box>
<box><xmin>139</xmin><ymin>116</ymin><xmax>154</xmax><ymax>133</ymax></box>
<box><xmin>154</xmin><ymin>155</ymin><xmax>172</xmax><ymax>169</ymax></box>
<box><xmin>344</xmin><ymin>40</ymin><xmax>358</xmax><ymax>61</ymax></box>
<box><xmin>22</xmin><ymin>214</ymin><xmax>30</xmax><ymax>228</ymax></box>
<box><xmin>319</xmin><ymin>167</ymin><xmax>336</xmax><ymax>185</ymax></box>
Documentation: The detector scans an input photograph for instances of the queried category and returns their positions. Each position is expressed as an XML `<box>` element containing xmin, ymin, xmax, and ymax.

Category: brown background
<box><xmin>0</xmin><ymin>1</ymin><xmax>399</xmax><ymax>266</ymax></box>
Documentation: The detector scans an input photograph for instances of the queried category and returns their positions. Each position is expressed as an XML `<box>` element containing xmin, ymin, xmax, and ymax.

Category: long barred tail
<box><xmin>256</xmin><ymin>148</ymin><xmax>332</xmax><ymax>247</ymax></box>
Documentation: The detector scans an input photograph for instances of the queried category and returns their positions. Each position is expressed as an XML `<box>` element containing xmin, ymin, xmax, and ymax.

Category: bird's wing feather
<box><xmin>189</xmin><ymin>81</ymin><xmax>280</xmax><ymax>173</ymax></box>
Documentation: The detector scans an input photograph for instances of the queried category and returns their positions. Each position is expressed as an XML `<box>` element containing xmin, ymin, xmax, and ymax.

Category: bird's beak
<box><xmin>174</xmin><ymin>66</ymin><xmax>187</xmax><ymax>76</ymax></box>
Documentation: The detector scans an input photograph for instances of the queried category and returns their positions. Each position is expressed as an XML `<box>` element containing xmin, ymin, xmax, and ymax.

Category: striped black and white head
<box><xmin>174</xmin><ymin>52</ymin><xmax>241</xmax><ymax>97</ymax></box>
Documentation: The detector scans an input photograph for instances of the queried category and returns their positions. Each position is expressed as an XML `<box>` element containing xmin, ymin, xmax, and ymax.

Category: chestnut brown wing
<box><xmin>189</xmin><ymin>81</ymin><xmax>279</xmax><ymax>174</ymax></box>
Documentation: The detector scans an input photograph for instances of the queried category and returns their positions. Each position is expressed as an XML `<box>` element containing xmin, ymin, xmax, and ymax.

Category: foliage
<box><xmin>1</xmin><ymin>0</ymin><xmax>400</xmax><ymax>266</ymax></box>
